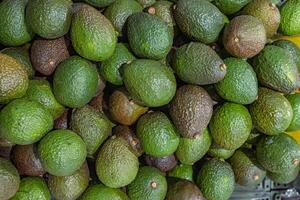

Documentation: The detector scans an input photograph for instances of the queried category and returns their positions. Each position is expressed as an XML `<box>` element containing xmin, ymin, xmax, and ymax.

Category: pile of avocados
<box><xmin>0</xmin><ymin>0</ymin><xmax>300</xmax><ymax>199</ymax></box>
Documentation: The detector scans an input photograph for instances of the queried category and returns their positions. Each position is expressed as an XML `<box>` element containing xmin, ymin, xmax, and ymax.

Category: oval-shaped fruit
<box><xmin>172</xmin><ymin>42</ymin><xmax>226</xmax><ymax>85</ymax></box>
<box><xmin>145</xmin><ymin>154</ymin><xmax>177</xmax><ymax>172</ymax></box>
<box><xmin>0</xmin><ymin>99</ymin><xmax>53</xmax><ymax>145</ymax></box>
<box><xmin>136</xmin><ymin>111</ymin><xmax>180</xmax><ymax>157</ymax></box>
<box><xmin>71</xmin><ymin>5</ymin><xmax>117</xmax><ymax>61</ymax></box>
<box><xmin>26</xmin><ymin>0</ymin><xmax>72</xmax><ymax>39</ymax></box>
<box><xmin>31</xmin><ymin>37</ymin><xmax>70</xmax><ymax>76</ymax></box>
<box><xmin>197</xmin><ymin>159</ymin><xmax>235</xmax><ymax>200</ymax></box>
<box><xmin>229</xmin><ymin>149</ymin><xmax>266</xmax><ymax>187</ymax></box>
<box><xmin>81</xmin><ymin>184</ymin><xmax>129</xmax><ymax>200</ymax></box>
<box><xmin>257</xmin><ymin>133</ymin><xmax>300</xmax><ymax>173</ymax></box>
<box><xmin>53</xmin><ymin>56</ymin><xmax>99</xmax><ymax>108</ymax></box>
<box><xmin>286</xmin><ymin>93</ymin><xmax>300</xmax><ymax>131</ymax></box>
<box><xmin>38</xmin><ymin>130</ymin><xmax>87</xmax><ymax>176</ymax></box>
<box><xmin>176</xmin><ymin>129</ymin><xmax>212</xmax><ymax>165</ymax></box>
<box><xmin>279</xmin><ymin>0</ymin><xmax>300</xmax><ymax>35</ymax></box>
<box><xmin>249</xmin><ymin>87</ymin><xmax>293</xmax><ymax>135</ymax></box>
<box><xmin>128</xmin><ymin>166</ymin><xmax>167</xmax><ymax>200</ymax></box>
<box><xmin>215</xmin><ymin>57</ymin><xmax>258</xmax><ymax>104</ymax></box>
<box><xmin>96</xmin><ymin>137</ymin><xmax>139</xmax><ymax>188</ymax></box>
<box><xmin>70</xmin><ymin>105</ymin><xmax>114</xmax><ymax>156</ymax></box>
<box><xmin>209</xmin><ymin>102</ymin><xmax>252</xmax><ymax>150</ymax></box>
<box><xmin>11</xmin><ymin>177</ymin><xmax>50</xmax><ymax>200</ymax></box>
<box><xmin>0</xmin><ymin>0</ymin><xmax>34</xmax><ymax>46</ymax></box>
<box><xmin>208</xmin><ymin>144</ymin><xmax>235</xmax><ymax>159</ymax></box>
<box><xmin>168</xmin><ymin>164</ymin><xmax>193</xmax><ymax>182</ymax></box>
<box><xmin>174</xmin><ymin>0</ymin><xmax>225</xmax><ymax>44</ymax></box>
<box><xmin>11</xmin><ymin>144</ymin><xmax>45</xmax><ymax>177</ymax></box>
<box><xmin>48</xmin><ymin>162</ymin><xmax>89</xmax><ymax>200</ymax></box>
<box><xmin>0</xmin><ymin>158</ymin><xmax>20</xmax><ymax>200</ymax></box>
<box><xmin>0</xmin><ymin>54</ymin><xmax>29</xmax><ymax>104</ymax></box>
<box><xmin>166</xmin><ymin>180</ymin><xmax>205</xmax><ymax>200</ymax></box>
<box><xmin>223</xmin><ymin>15</ymin><xmax>267</xmax><ymax>58</ymax></box>
<box><xmin>267</xmin><ymin>164</ymin><xmax>300</xmax><ymax>184</ymax></box>
<box><xmin>252</xmin><ymin>45</ymin><xmax>298</xmax><ymax>94</ymax></box>
<box><xmin>123</xmin><ymin>59</ymin><xmax>176</xmax><ymax>107</ymax></box>
<box><xmin>136</xmin><ymin>0</ymin><xmax>156</xmax><ymax>8</ymax></box>
<box><xmin>127</xmin><ymin>12</ymin><xmax>173</xmax><ymax>60</ymax></box>
<box><xmin>170</xmin><ymin>85</ymin><xmax>213</xmax><ymax>138</ymax></box>
<box><xmin>213</xmin><ymin>0</ymin><xmax>251</xmax><ymax>15</ymax></box>
<box><xmin>85</xmin><ymin>0</ymin><xmax>116</xmax><ymax>7</ymax></box>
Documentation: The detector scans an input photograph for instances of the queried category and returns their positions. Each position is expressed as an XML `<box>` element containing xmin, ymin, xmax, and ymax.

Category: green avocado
<box><xmin>168</xmin><ymin>164</ymin><xmax>193</xmax><ymax>182</ymax></box>
<box><xmin>213</xmin><ymin>0</ymin><xmax>251</xmax><ymax>15</ymax></box>
<box><xmin>82</xmin><ymin>184</ymin><xmax>129</xmax><ymax>200</ymax></box>
<box><xmin>268</xmin><ymin>164</ymin><xmax>300</xmax><ymax>184</ymax></box>
<box><xmin>279</xmin><ymin>0</ymin><xmax>300</xmax><ymax>35</ymax></box>
<box><xmin>85</xmin><ymin>0</ymin><xmax>116</xmax><ymax>7</ymax></box>
<box><xmin>286</xmin><ymin>93</ymin><xmax>300</xmax><ymax>131</ymax></box>
<box><xmin>208</xmin><ymin>143</ymin><xmax>235</xmax><ymax>159</ymax></box>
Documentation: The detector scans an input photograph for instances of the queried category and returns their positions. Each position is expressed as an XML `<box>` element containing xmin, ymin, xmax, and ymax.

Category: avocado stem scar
<box><xmin>151</xmin><ymin>181</ymin><xmax>157</xmax><ymax>188</ymax></box>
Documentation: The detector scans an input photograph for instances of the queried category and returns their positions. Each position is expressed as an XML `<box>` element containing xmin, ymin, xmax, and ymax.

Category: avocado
<box><xmin>172</xmin><ymin>42</ymin><xmax>226</xmax><ymax>85</ymax></box>
<box><xmin>166</xmin><ymin>180</ymin><xmax>205</xmax><ymax>200</ymax></box>
<box><xmin>213</xmin><ymin>0</ymin><xmax>251</xmax><ymax>15</ymax></box>
<box><xmin>81</xmin><ymin>184</ymin><xmax>129</xmax><ymax>200</ymax></box>
<box><xmin>128</xmin><ymin>166</ymin><xmax>167</xmax><ymax>200</ymax></box>
<box><xmin>85</xmin><ymin>0</ymin><xmax>116</xmax><ymax>7</ymax></box>
<box><xmin>104</xmin><ymin>0</ymin><xmax>143</xmax><ymax>34</ymax></box>
<box><xmin>0</xmin><ymin>157</ymin><xmax>20</xmax><ymax>200</ymax></box>
<box><xmin>48</xmin><ymin>162</ymin><xmax>89</xmax><ymax>200</ymax></box>
<box><xmin>145</xmin><ymin>154</ymin><xmax>177</xmax><ymax>172</ymax></box>
<box><xmin>174</xmin><ymin>0</ymin><xmax>225</xmax><ymax>44</ymax></box>
<box><xmin>26</xmin><ymin>0</ymin><xmax>72</xmax><ymax>39</ymax></box>
<box><xmin>252</xmin><ymin>45</ymin><xmax>298</xmax><ymax>94</ymax></box>
<box><xmin>241</xmin><ymin>0</ymin><xmax>280</xmax><ymax>38</ymax></box>
<box><xmin>0</xmin><ymin>54</ymin><xmax>29</xmax><ymax>104</ymax></box>
<box><xmin>54</xmin><ymin>109</ymin><xmax>69</xmax><ymax>130</ymax></box>
<box><xmin>71</xmin><ymin>5</ymin><xmax>117</xmax><ymax>61</ymax></box>
<box><xmin>38</xmin><ymin>130</ymin><xmax>87</xmax><ymax>176</ymax></box>
<box><xmin>71</xmin><ymin>105</ymin><xmax>114</xmax><ymax>157</ymax></box>
<box><xmin>215</xmin><ymin>57</ymin><xmax>258</xmax><ymax>104</ymax></box>
<box><xmin>223</xmin><ymin>15</ymin><xmax>267</xmax><ymax>58</ymax></box>
<box><xmin>229</xmin><ymin>149</ymin><xmax>266</xmax><ymax>187</ymax></box>
<box><xmin>11</xmin><ymin>177</ymin><xmax>50</xmax><ymax>200</ymax></box>
<box><xmin>249</xmin><ymin>87</ymin><xmax>293</xmax><ymax>135</ymax></box>
<box><xmin>2</xmin><ymin>47</ymin><xmax>35</xmax><ymax>78</ymax></box>
<box><xmin>127</xmin><ymin>12</ymin><xmax>173</xmax><ymax>60</ymax></box>
<box><xmin>11</xmin><ymin>144</ymin><xmax>45</xmax><ymax>177</ymax></box>
<box><xmin>109</xmin><ymin>89</ymin><xmax>148</xmax><ymax>125</ymax></box>
<box><xmin>286</xmin><ymin>93</ymin><xmax>300</xmax><ymax>131</ymax></box>
<box><xmin>30</xmin><ymin>37</ymin><xmax>70</xmax><ymax>76</ymax></box>
<box><xmin>170</xmin><ymin>85</ymin><xmax>213</xmax><ymax>138</ymax></box>
<box><xmin>196</xmin><ymin>159</ymin><xmax>235</xmax><ymax>200</ymax></box>
<box><xmin>136</xmin><ymin>111</ymin><xmax>179</xmax><ymax>157</ymax></box>
<box><xmin>208</xmin><ymin>143</ymin><xmax>235</xmax><ymax>159</ymax></box>
<box><xmin>256</xmin><ymin>133</ymin><xmax>300</xmax><ymax>173</ymax></box>
<box><xmin>176</xmin><ymin>128</ymin><xmax>212</xmax><ymax>165</ymax></box>
<box><xmin>279</xmin><ymin>0</ymin><xmax>300</xmax><ymax>35</ymax></box>
<box><xmin>168</xmin><ymin>164</ymin><xmax>193</xmax><ymax>182</ymax></box>
<box><xmin>0</xmin><ymin>99</ymin><xmax>53</xmax><ymax>145</ymax></box>
<box><xmin>246</xmin><ymin>129</ymin><xmax>263</xmax><ymax>145</ymax></box>
<box><xmin>96</xmin><ymin>136</ymin><xmax>139</xmax><ymax>188</ymax></box>
<box><xmin>136</xmin><ymin>0</ymin><xmax>156</xmax><ymax>8</ymax></box>
<box><xmin>209</xmin><ymin>102</ymin><xmax>252</xmax><ymax>150</ymax></box>
<box><xmin>53</xmin><ymin>56</ymin><xmax>100</xmax><ymax>108</ymax></box>
<box><xmin>268</xmin><ymin>164</ymin><xmax>300</xmax><ymax>184</ymax></box>
<box><xmin>0</xmin><ymin>0</ymin><xmax>34</xmax><ymax>46</ymax></box>
<box><xmin>23</xmin><ymin>80</ymin><xmax>65</xmax><ymax>119</ymax></box>
<box><xmin>122</xmin><ymin>59</ymin><xmax>176</xmax><ymax>107</ymax></box>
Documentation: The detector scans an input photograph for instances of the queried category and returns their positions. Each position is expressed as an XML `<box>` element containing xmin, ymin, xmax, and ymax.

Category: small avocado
<box><xmin>0</xmin><ymin>0</ymin><xmax>34</xmax><ymax>46</ymax></box>
<box><xmin>279</xmin><ymin>0</ymin><xmax>300</xmax><ymax>35</ymax></box>
<box><xmin>172</xmin><ymin>42</ymin><xmax>226</xmax><ymax>85</ymax></box>
<box><xmin>252</xmin><ymin>45</ymin><xmax>298</xmax><ymax>94</ymax></box>
<box><xmin>11</xmin><ymin>144</ymin><xmax>45</xmax><ymax>177</ymax></box>
<box><xmin>96</xmin><ymin>136</ymin><xmax>139</xmax><ymax>188</ymax></box>
<box><xmin>229</xmin><ymin>149</ymin><xmax>266</xmax><ymax>187</ymax></box>
<box><xmin>256</xmin><ymin>133</ymin><xmax>300</xmax><ymax>173</ymax></box>
<box><xmin>213</xmin><ymin>0</ymin><xmax>251</xmax><ymax>15</ymax></box>
<box><xmin>286</xmin><ymin>93</ymin><xmax>300</xmax><ymax>131</ymax></box>
<box><xmin>197</xmin><ymin>159</ymin><xmax>235</xmax><ymax>200</ymax></box>
<box><xmin>54</xmin><ymin>109</ymin><xmax>70</xmax><ymax>130</ymax></box>
<box><xmin>145</xmin><ymin>154</ymin><xmax>177</xmax><ymax>172</ymax></box>
<box><xmin>168</xmin><ymin>164</ymin><xmax>193</xmax><ymax>182</ymax></box>
<box><xmin>166</xmin><ymin>180</ymin><xmax>205</xmax><ymax>200</ymax></box>
<box><xmin>85</xmin><ymin>0</ymin><xmax>116</xmax><ymax>7</ymax></box>
<box><xmin>174</xmin><ymin>0</ymin><xmax>225</xmax><ymax>44</ymax></box>
<box><xmin>215</xmin><ymin>57</ymin><xmax>258</xmax><ymax>104</ymax></box>
<box><xmin>26</xmin><ymin>0</ymin><xmax>72</xmax><ymax>39</ymax></box>
<box><xmin>0</xmin><ymin>157</ymin><xmax>20</xmax><ymax>200</ymax></box>
<box><xmin>128</xmin><ymin>166</ymin><xmax>167</xmax><ymax>200</ymax></box>
<box><xmin>71</xmin><ymin>5</ymin><xmax>117</xmax><ymax>61</ymax></box>
<box><xmin>30</xmin><ymin>37</ymin><xmax>70</xmax><ymax>76</ymax></box>
<box><xmin>127</xmin><ymin>12</ymin><xmax>173</xmax><ymax>60</ymax></box>
<box><xmin>209</xmin><ymin>102</ymin><xmax>252</xmax><ymax>150</ymax></box>
<box><xmin>136</xmin><ymin>111</ymin><xmax>179</xmax><ymax>157</ymax></box>
<box><xmin>123</xmin><ymin>59</ymin><xmax>176</xmax><ymax>107</ymax></box>
<box><xmin>48</xmin><ymin>162</ymin><xmax>90</xmax><ymax>200</ymax></box>
<box><xmin>81</xmin><ymin>184</ymin><xmax>129</xmax><ymax>200</ymax></box>
<box><xmin>11</xmin><ymin>177</ymin><xmax>50</xmax><ymax>200</ymax></box>
<box><xmin>38</xmin><ymin>130</ymin><xmax>87</xmax><ymax>176</ymax></box>
<box><xmin>223</xmin><ymin>15</ymin><xmax>267</xmax><ymax>58</ymax></box>
<box><xmin>176</xmin><ymin>128</ymin><xmax>212</xmax><ymax>165</ymax></box>
<box><xmin>170</xmin><ymin>85</ymin><xmax>213</xmax><ymax>138</ymax></box>
<box><xmin>109</xmin><ymin>89</ymin><xmax>148</xmax><ymax>125</ymax></box>
<box><xmin>268</xmin><ymin>164</ymin><xmax>300</xmax><ymax>184</ymax></box>
<box><xmin>208</xmin><ymin>143</ymin><xmax>235</xmax><ymax>160</ymax></box>
<box><xmin>0</xmin><ymin>99</ymin><xmax>53</xmax><ymax>145</ymax></box>
<box><xmin>249</xmin><ymin>87</ymin><xmax>293</xmax><ymax>135</ymax></box>
<box><xmin>136</xmin><ymin>0</ymin><xmax>156</xmax><ymax>8</ymax></box>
